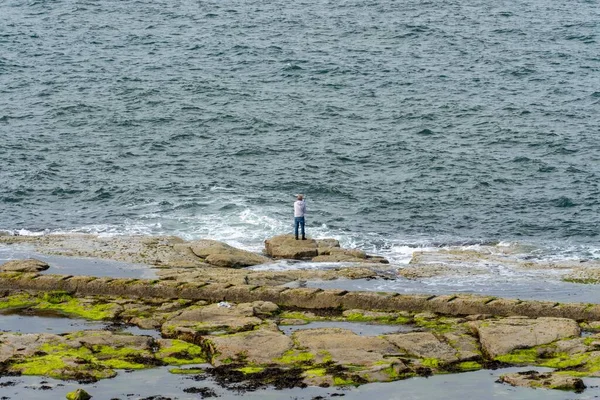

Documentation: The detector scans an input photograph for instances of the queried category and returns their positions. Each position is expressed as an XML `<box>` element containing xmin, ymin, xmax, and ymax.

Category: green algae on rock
<box><xmin>66</xmin><ymin>388</ymin><xmax>92</xmax><ymax>400</ymax></box>
<box><xmin>0</xmin><ymin>291</ymin><xmax>120</xmax><ymax>320</ymax></box>
<box><xmin>156</xmin><ymin>339</ymin><xmax>207</xmax><ymax>365</ymax></box>
<box><xmin>0</xmin><ymin>331</ymin><xmax>209</xmax><ymax>382</ymax></box>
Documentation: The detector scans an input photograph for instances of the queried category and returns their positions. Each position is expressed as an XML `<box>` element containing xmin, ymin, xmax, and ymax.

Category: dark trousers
<box><xmin>294</xmin><ymin>216</ymin><xmax>305</xmax><ymax>238</ymax></box>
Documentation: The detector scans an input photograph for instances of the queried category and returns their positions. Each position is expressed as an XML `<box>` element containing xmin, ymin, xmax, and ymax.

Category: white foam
<box><xmin>247</xmin><ymin>260</ymin><xmax>354</xmax><ymax>271</ymax></box>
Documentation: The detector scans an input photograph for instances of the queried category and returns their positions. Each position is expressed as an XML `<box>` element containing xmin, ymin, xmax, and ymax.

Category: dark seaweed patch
<box><xmin>205</xmin><ymin>364</ymin><xmax>307</xmax><ymax>392</ymax></box>
<box><xmin>183</xmin><ymin>387</ymin><xmax>218</xmax><ymax>397</ymax></box>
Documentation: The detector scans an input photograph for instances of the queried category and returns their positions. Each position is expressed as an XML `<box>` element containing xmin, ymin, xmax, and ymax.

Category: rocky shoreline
<box><xmin>1</xmin><ymin>234</ymin><xmax>600</xmax><ymax>396</ymax></box>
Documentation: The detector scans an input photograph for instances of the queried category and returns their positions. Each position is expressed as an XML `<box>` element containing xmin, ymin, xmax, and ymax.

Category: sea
<box><xmin>1</xmin><ymin>0</ymin><xmax>599</xmax><ymax>264</ymax></box>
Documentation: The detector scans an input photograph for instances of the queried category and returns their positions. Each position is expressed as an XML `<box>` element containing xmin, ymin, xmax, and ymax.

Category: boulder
<box><xmin>498</xmin><ymin>370</ymin><xmax>585</xmax><ymax>392</ymax></box>
<box><xmin>264</xmin><ymin>235</ymin><xmax>319</xmax><ymax>259</ymax></box>
<box><xmin>0</xmin><ymin>259</ymin><xmax>50</xmax><ymax>272</ymax></box>
<box><xmin>74</xmin><ymin>330</ymin><xmax>154</xmax><ymax>352</ymax></box>
<box><xmin>264</xmin><ymin>235</ymin><xmax>388</xmax><ymax>263</ymax></box>
<box><xmin>162</xmin><ymin>302</ymin><xmax>263</xmax><ymax>338</ymax></box>
<box><xmin>469</xmin><ymin>317</ymin><xmax>580</xmax><ymax>358</ymax></box>
<box><xmin>206</xmin><ymin>328</ymin><xmax>294</xmax><ymax>365</ymax></box>
<box><xmin>292</xmin><ymin>328</ymin><xmax>400</xmax><ymax>366</ymax></box>
<box><xmin>189</xmin><ymin>240</ymin><xmax>271</xmax><ymax>268</ymax></box>
<box><xmin>317</xmin><ymin>239</ymin><xmax>340</xmax><ymax>249</ymax></box>
<box><xmin>66</xmin><ymin>389</ymin><xmax>92</xmax><ymax>400</ymax></box>
<box><xmin>317</xmin><ymin>247</ymin><xmax>365</xmax><ymax>258</ymax></box>
<box><xmin>251</xmin><ymin>301</ymin><xmax>279</xmax><ymax>316</ymax></box>
<box><xmin>384</xmin><ymin>332</ymin><xmax>460</xmax><ymax>363</ymax></box>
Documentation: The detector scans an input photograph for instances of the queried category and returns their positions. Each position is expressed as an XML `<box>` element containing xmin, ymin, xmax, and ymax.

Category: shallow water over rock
<box><xmin>0</xmin><ymin>312</ymin><xmax>160</xmax><ymax>338</ymax></box>
<box><xmin>2</xmin><ymin>367</ymin><xmax>600</xmax><ymax>400</ymax></box>
<box><xmin>307</xmin><ymin>273</ymin><xmax>600</xmax><ymax>304</ymax></box>
<box><xmin>0</xmin><ymin>245</ymin><xmax>156</xmax><ymax>279</ymax></box>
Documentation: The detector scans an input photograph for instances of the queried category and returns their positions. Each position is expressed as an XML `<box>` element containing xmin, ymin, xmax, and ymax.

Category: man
<box><xmin>294</xmin><ymin>194</ymin><xmax>307</xmax><ymax>240</ymax></box>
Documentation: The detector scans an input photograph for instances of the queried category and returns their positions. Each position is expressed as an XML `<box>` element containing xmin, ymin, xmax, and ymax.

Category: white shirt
<box><xmin>294</xmin><ymin>200</ymin><xmax>306</xmax><ymax>217</ymax></box>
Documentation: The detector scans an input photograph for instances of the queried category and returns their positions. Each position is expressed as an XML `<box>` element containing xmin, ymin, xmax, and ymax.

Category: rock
<box><xmin>0</xmin><ymin>259</ymin><xmax>50</xmax><ymax>272</ymax></box>
<box><xmin>155</xmin><ymin>338</ymin><xmax>207</xmax><ymax>364</ymax></box>
<box><xmin>264</xmin><ymin>234</ymin><xmax>388</xmax><ymax>263</ymax></box>
<box><xmin>553</xmin><ymin>338</ymin><xmax>594</xmax><ymax>356</ymax></box>
<box><xmin>0</xmin><ymin>234</ymin><xmax>209</xmax><ymax>268</ymax></box>
<box><xmin>469</xmin><ymin>317</ymin><xmax>580</xmax><ymax>358</ymax></box>
<box><xmin>207</xmin><ymin>328</ymin><xmax>294</xmax><ymax>365</ymax></box>
<box><xmin>397</xmin><ymin>264</ymin><xmax>488</xmax><ymax>279</ymax></box>
<box><xmin>311</xmin><ymin>254</ymin><xmax>364</xmax><ymax>263</ymax></box>
<box><xmin>189</xmin><ymin>239</ymin><xmax>271</xmax><ymax>268</ymax></box>
<box><xmin>251</xmin><ymin>301</ymin><xmax>279</xmax><ymax>316</ymax></box>
<box><xmin>0</xmin><ymin>333</ymin><xmax>68</xmax><ymax>363</ymax></box>
<box><xmin>264</xmin><ymin>235</ymin><xmax>319</xmax><ymax>260</ymax></box>
<box><xmin>356</xmin><ymin>361</ymin><xmax>410</xmax><ymax>382</ymax></box>
<box><xmin>162</xmin><ymin>303</ymin><xmax>263</xmax><ymax>339</ymax></box>
<box><xmin>498</xmin><ymin>370</ymin><xmax>585</xmax><ymax>392</ymax></box>
<box><xmin>342</xmin><ymin>309</ymin><xmax>411</xmax><ymax>321</ymax></box>
<box><xmin>129</xmin><ymin>316</ymin><xmax>163</xmax><ymax>329</ymax></box>
<box><xmin>155</xmin><ymin>264</ymin><xmax>379</xmax><ymax>286</ymax></box>
<box><xmin>1</xmin><ymin>331</ymin><xmax>164</xmax><ymax>382</ymax></box>
<box><xmin>66</xmin><ymin>388</ymin><xmax>92</xmax><ymax>400</ymax></box>
<box><xmin>442</xmin><ymin>332</ymin><xmax>481</xmax><ymax>360</ymax></box>
<box><xmin>384</xmin><ymin>332</ymin><xmax>460</xmax><ymax>364</ymax></box>
<box><xmin>292</xmin><ymin>328</ymin><xmax>400</xmax><ymax>366</ymax></box>
<box><xmin>316</xmin><ymin>239</ymin><xmax>340</xmax><ymax>249</ymax></box>
<box><xmin>279</xmin><ymin>318</ymin><xmax>309</xmax><ymax>326</ymax></box>
<box><xmin>563</xmin><ymin>268</ymin><xmax>600</xmax><ymax>284</ymax></box>
<box><xmin>74</xmin><ymin>330</ymin><xmax>154</xmax><ymax>352</ymax></box>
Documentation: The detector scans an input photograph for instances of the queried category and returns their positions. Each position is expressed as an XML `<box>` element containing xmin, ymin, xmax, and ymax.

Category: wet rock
<box><xmin>206</xmin><ymin>364</ymin><xmax>307</xmax><ymax>391</ymax></box>
<box><xmin>139</xmin><ymin>397</ymin><xmax>173</xmax><ymax>400</ymax></box>
<box><xmin>316</xmin><ymin>239</ymin><xmax>340</xmax><ymax>249</ymax></box>
<box><xmin>469</xmin><ymin>317</ymin><xmax>580</xmax><ymax>358</ymax></box>
<box><xmin>0</xmin><ymin>259</ymin><xmax>49</xmax><ymax>273</ymax></box>
<box><xmin>563</xmin><ymin>268</ymin><xmax>600</xmax><ymax>285</ymax></box>
<box><xmin>498</xmin><ymin>370</ymin><xmax>585</xmax><ymax>392</ymax></box>
<box><xmin>183</xmin><ymin>386</ymin><xmax>217</xmax><ymax>397</ymax></box>
<box><xmin>397</xmin><ymin>264</ymin><xmax>488</xmax><ymax>280</ymax></box>
<box><xmin>279</xmin><ymin>318</ymin><xmax>310</xmax><ymax>326</ymax></box>
<box><xmin>342</xmin><ymin>309</ymin><xmax>411</xmax><ymax>322</ymax></box>
<box><xmin>189</xmin><ymin>240</ymin><xmax>271</xmax><ymax>268</ymax></box>
<box><xmin>66</xmin><ymin>388</ymin><xmax>92</xmax><ymax>400</ymax></box>
<box><xmin>0</xmin><ymin>234</ymin><xmax>208</xmax><ymax>268</ymax></box>
<box><xmin>206</xmin><ymin>328</ymin><xmax>293</xmax><ymax>365</ymax></box>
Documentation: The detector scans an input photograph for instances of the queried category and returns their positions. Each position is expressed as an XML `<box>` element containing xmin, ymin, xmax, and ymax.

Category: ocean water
<box><xmin>1</xmin><ymin>0</ymin><xmax>599</xmax><ymax>261</ymax></box>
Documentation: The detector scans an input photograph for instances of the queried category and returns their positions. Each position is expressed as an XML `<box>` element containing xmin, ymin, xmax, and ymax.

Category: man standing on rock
<box><xmin>294</xmin><ymin>194</ymin><xmax>307</xmax><ymax>240</ymax></box>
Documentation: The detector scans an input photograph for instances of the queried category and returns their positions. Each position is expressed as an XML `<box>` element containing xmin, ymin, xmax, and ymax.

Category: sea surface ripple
<box><xmin>1</xmin><ymin>0</ymin><xmax>599</xmax><ymax>258</ymax></box>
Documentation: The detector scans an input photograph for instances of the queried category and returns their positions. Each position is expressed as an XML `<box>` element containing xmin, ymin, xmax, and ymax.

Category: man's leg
<box><xmin>300</xmin><ymin>217</ymin><xmax>306</xmax><ymax>240</ymax></box>
<box><xmin>294</xmin><ymin>217</ymin><xmax>299</xmax><ymax>239</ymax></box>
